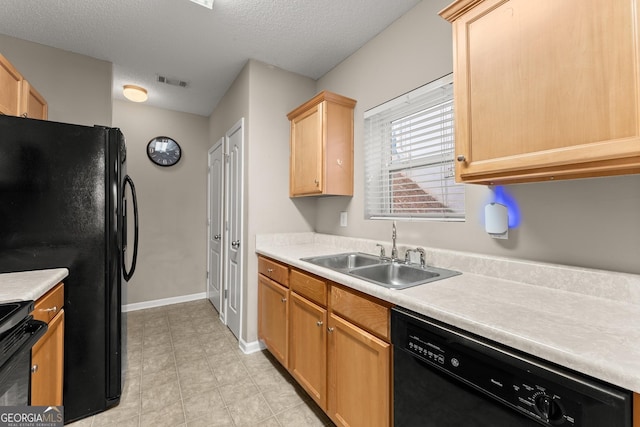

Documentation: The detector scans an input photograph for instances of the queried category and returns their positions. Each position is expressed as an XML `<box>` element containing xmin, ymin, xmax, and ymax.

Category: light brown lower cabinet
<box><xmin>258</xmin><ymin>260</ymin><xmax>392</xmax><ymax>427</ymax></box>
<box><xmin>327</xmin><ymin>313</ymin><xmax>390</xmax><ymax>427</ymax></box>
<box><xmin>634</xmin><ymin>393</ymin><xmax>639</xmax><ymax>427</ymax></box>
<box><xmin>258</xmin><ymin>274</ymin><xmax>289</xmax><ymax>367</ymax></box>
<box><xmin>289</xmin><ymin>291</ymin><xmax>327</xmax><ymax>409</ymax></box>
<box><xmin>31</xmin><ymin>282</ymin><xmax>65</xmax><ymax>406</ymax></box>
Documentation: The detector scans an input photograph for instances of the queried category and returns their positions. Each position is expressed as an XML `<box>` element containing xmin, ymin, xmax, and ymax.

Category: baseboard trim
<box><xmin>240</xmin><ymin>338</ymin><xmax>266</xmax><ymax>354</ymax></box>
<box><xmin>124</xmin><ymin>292</ymin><xmax>207</xmax><ymax>312</ymax></box>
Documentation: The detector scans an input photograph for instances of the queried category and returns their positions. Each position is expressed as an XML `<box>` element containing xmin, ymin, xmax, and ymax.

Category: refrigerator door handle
<box><xmin>122</xmin><ymin>175</ymin><xmax>139</xmax><ymax>281</ymax></box>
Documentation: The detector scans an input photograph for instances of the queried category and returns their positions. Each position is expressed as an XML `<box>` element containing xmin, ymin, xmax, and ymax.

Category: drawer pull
<box><xmin>31</xmin><ymin>364</ymin><xmax>38</xmax><ymax>373</ymax></box>
<box><xmin>267</xmin><ymin>268</ymin><xmax>274</xmax><ymax>273</ymax></box>
<box><xmin>41</xmin><ymin>306</ymin><xmax>58</xmax><ymax>313</ymax></box>
<box><xmin>327</xmin><ymin>327</ymin><xmax>334</xmax><ymax>333</ymax></box>
<box><xmin>281</xmin><ymin>297</ymin><xmax>287</xmax><ymax>303</ymax></box>
<box><xmin>316</xmin><ymin>320</ymin><xmax>323</xmax><ymax>327</ymax></box>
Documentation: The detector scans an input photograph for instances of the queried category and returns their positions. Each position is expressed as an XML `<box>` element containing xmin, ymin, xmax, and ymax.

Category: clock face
<box><xmin>147</xmin><ymin>136</ymin><xmax>181</xmax><ymax>167</ymax></box>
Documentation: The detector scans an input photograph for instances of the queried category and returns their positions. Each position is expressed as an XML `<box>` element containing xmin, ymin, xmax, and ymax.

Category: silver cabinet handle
<box><xmin>316</xmin><ymin>320</ymin><xmax>323</xmax><ymax>327</ymax></box>
<box><xmin>40</xmin><ymin>306</ymin><xmax>57</xmax><ymax>313</ymax></box>
<box><xmin>214</xmin><ymin>234</ymin><xmax>221</xmax><ymax>240</ymax></box>
<box><xmin>281</xmin><ymin>297</ymin><xmax>287</xmax><ymax>303</ymax></box>
<box><xmin>456</xmin><ymin>155</ymin><xmax>467</xmax><ymax>162</ymax></box>
<box><xmin>267</xmin><ymin>268</ymin><xmax>274</xmax><ymax>273</ymax></box>
<box><xmin>327</xmin><ymin>327</ymin><xmax>335</xmax><ymax>333</ymax></box>
<box><xmin>231</xmin><ymin>240</ymin><xmax>240</xmax><ymax>248</ymax></box>
<box><xmin>31</xmin><ymin>365</ymin><xmax>38</xmax><ymax>373</ymax></box>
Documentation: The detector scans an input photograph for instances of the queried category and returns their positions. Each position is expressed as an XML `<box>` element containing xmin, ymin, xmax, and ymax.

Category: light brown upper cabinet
<box><xmin>21</xmin><ymin>80</ymin><xmax>48</xmax><ymax>120</ymax></box>
<box><xmin>287</xmin><ymin>91</ymin><xmax>356</xmax><ymax>197</ymax></box>
<box><xmin>0</xmin><ymin>52</ymin><xmax>47</xmax><ymax>120</ymax></box>
<box><xmin>0</xmin><ymin>53</ymin><xmax>23</xmax><ymax>116</ymax></box>
<box><xmin>440</xmin><ymin>0</ymin><xmax>640</xmax><ymax>184</ymax></box>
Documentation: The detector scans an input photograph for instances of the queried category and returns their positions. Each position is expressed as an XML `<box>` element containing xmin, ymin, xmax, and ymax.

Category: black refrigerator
<box><xmin>0</xmin><ymin>115</ymin><xmax>139</xmax><ymax>423</ymax></box>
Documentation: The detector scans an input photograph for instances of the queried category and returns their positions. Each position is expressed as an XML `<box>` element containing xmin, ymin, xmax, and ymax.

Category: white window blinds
<box><xmin>363</xmin><ymin>74</ymin><xmax>464</xmax><ymax>220</ymax></box>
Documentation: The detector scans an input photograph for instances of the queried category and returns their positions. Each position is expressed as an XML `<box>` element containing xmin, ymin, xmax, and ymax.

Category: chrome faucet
<box><xmin>391</xmin><ymin>221</ymin><xmax>398</xmax><ymax>261</ymax></box>
<box><xmin>415</xmin><ymin>247</ymin><xmax>426</xmax><ymax>267</ymax></box>
<box><xmin>375</xmin><ymin>243</ymin><xmax>386</xmax><ymax>260</ymax></box>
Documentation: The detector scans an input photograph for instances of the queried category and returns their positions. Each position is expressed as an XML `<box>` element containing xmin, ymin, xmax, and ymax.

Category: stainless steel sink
<box><xmin>300</xmin><ymin>252</ymin><xmax>460</xmax><ymax>289</ymax></box>
<box><xmin>301</xmin><ymin>252</ymin><xmax>382</xmax><ymax>271</ymax></box>
<box><xmin>347</xmin><ymin>262</ymin><xmax>460</xmax><ymax>289</ymax></box>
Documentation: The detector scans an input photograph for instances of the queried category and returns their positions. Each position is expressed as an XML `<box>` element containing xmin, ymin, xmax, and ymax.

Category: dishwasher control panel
<box><xmin>405</xmin><ymin>323</ymin><xmax>580</xmax><ymax>425</ymax></box>
<box><xmin>396</xmin><ymin>312</ymin><xmax>632</xmax><ymax>427</ymax></box>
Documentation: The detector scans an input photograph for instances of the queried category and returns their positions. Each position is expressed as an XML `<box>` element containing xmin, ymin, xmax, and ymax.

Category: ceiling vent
<box><xmin>156</xmin><ymin>75</ymin><xmax>189</xmax><ymax>88</ymax></box>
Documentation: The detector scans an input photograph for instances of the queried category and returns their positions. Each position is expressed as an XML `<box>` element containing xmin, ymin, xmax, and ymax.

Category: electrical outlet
<box><xmin>340</xmin><ymin>211</ymin><xmax>348</xmax><ymax>227</ymax></box>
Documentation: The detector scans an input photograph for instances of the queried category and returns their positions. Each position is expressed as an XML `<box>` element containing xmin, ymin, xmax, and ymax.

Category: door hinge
<box><xmin>206</xmin><ymin>271</ymin><xmax>209</xmax><ymax>279</ymax></box>
<box><xmin>224</xmin><ymin>289</ymin><xmax>228</xmax><ymax>299</ymax></box>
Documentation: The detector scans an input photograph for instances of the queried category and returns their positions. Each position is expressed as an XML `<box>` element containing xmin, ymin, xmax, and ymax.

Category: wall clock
<box><xmin>146</xmin><ymin>136</ymin><xmax>181</xmax><ymax>167</ymax></box>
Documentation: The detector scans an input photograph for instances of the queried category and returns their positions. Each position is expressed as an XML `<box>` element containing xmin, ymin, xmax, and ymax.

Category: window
<box><xmin>363</xmin><ymin>74</ymin><xmax>464</xmax><ymax>220</ymax></box>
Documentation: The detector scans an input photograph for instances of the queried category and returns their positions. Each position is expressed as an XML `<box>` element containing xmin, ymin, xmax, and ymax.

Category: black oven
<box><xmin>391</xmin><ymin>307</ymin><xmax>633</xmax><ymax>427</ymax></box>
<box><xmin>0</xmin><ymin>301</ymin><xmax>47</xmax><ymax>406</ymax></box>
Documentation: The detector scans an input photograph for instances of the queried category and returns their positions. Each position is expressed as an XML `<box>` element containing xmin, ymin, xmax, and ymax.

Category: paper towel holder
<box><xmin>485</xmin><ymin>202</ymin><xmax>508</xmax><ymax>239</ymax></box>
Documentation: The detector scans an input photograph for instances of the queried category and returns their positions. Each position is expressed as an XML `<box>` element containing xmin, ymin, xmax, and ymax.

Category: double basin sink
<box><xmin>301</xmin><ymin>252</ymin><xmax>460</xmax><ymax>290</ymax></box>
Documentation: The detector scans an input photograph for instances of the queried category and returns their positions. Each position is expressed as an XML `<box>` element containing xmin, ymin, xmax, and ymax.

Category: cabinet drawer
<box><xmin>33</xmin><ymin>282</ymin><xmax>64</xmax><ymax>324</ymax></box>
<box><xmin>258</xmin><ymin>256</ymin><xmax>289</xmax><ymax>286</ymax></box>
<box><xmin>290</xmin><ymin>269</ymin><xmax>327</xmax><ymax>307</ymax></box>
<box><xmin>330</xmin><ymin>285</ymin><xmax>390</xmax><ymax>341</ymax></box>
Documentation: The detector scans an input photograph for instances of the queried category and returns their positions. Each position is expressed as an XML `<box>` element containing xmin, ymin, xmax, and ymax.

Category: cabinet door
<box><xmin>290</xmin><ymin>102</ymin><xmax>324</xmax><ymax>196</ymax></box>
<box><xmin>289</xmin><ymin>292</ymin><xmax>327</xmax><ymax>409</ymax></box>
<box><xmin>444</xmin><ymin>0</ymin><xmax>640</xmax><ymax>184</ymax></box>
<box><xmin>20</xmin><ymin>80</ymin><xmax>47</xmax><ymax>120</ymax></box>
<box><xmin>327</xmin><ymin>313</ymin><xmax>390</xmax><ymax>427</ymax></box>
<box><xmin>31</xmin><ymin>309</ymin><xmax>64</xmax><ymax>406</ymax></box>
<box><xmin>258</xmin><ymin>274</ymin><xmax>289</xmax><ymax>367</ymax></box>
<box><xmin>0</xmin><ymin>53</ymin><xmax>23</xmax><ymax>116</ymax></box>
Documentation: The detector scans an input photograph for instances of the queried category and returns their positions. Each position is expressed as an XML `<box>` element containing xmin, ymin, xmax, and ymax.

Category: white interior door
<box><xmin>207</xmin><ymin>139</ymin><xmax>224</xmax><ymax>318</ymax></box>
<box><xmin>225</xmin><ymin>119</ymin><xmax>244</xmax><ymax>340</ymax></box>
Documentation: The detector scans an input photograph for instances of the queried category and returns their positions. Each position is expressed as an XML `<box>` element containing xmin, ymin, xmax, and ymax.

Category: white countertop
<box><xmin>0</xmin><ymin>268</ymin><xmax>69</xmax><ymax>303</ymax></box>
<box><xmin>256</xmin><ymin>233</ymin><xmax>640</xmax><ymax>394</ymax></box>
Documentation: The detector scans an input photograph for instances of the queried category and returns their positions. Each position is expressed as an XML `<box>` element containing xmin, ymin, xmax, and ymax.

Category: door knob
<box><xmin>231</xmin><ymin>240</ymin><xmax>240</xmax><ymax>248</ymax></box>
<box><xmin>214</xmin><ymin>234</ymin><xmax>221</xmax><ymax>240</ymax></box>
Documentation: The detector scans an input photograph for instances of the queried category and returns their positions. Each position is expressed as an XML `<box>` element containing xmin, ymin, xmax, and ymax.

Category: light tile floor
<box><xmin>68</xmin><ymin>299</ymin><xmax>334</xmax><ymax>427</ymax></box>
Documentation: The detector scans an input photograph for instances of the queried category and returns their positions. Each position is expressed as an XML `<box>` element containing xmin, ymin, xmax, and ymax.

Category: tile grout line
<box><xmin>167</xmin><ymin>311</ymin><xmax>187</xmax><ymax>427</ymax></box>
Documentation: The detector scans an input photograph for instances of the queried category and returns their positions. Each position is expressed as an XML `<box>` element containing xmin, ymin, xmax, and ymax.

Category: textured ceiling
<box><xmin>0</xmin><ymin>0</ymin><xmax>421</xmax><ymax>116</ymax></box>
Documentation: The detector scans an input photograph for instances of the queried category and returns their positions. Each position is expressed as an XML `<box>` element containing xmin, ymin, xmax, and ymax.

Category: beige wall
<box><xmin>0</xmin><ymin>34</ymin><xmax>112</xmax><ymax>126</ymax></box>
<box><xmin>113</xmin><ymin>100</ymin><xmax>210</xmax><ymax>304</ymax></box>
<box><xmin>209</xmin><ymin>59</ymin><xmax>316</xmax><ymax>343</ymax></box>
<box><xmin>244</xmin><ymin>60</ymin><xmax>317</xmax><ymax>342</ymax></box>
<box><xmin>315</xmin><ymin>0</ymin><xmax>640</xmax><ymax>275</ymax></box>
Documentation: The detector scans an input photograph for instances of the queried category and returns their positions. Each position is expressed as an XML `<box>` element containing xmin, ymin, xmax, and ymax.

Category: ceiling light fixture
<box><xmin>189</xmin><ymin>0</ymin><xmax>213</xmax><ymax>9</ymax></box>
<box><xmin>123</xmin><ymin>85</ymin><xmax>148</xmax><ymax>103</ymax></box>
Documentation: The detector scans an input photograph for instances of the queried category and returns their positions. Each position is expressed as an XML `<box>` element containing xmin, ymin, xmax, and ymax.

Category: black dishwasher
<box><xmin>391</xmin><ymin>307</ymin><xmax>632</xmax><ymax>427</ymax></box>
